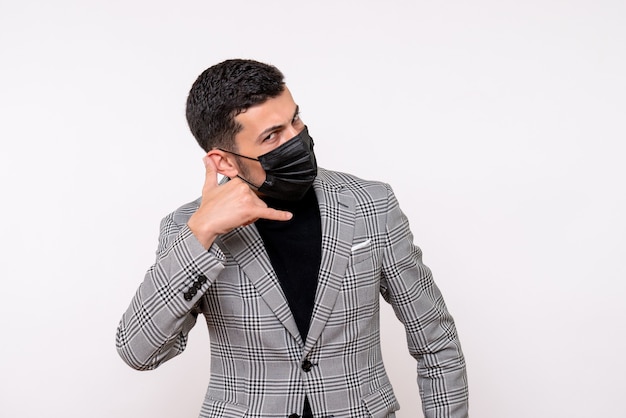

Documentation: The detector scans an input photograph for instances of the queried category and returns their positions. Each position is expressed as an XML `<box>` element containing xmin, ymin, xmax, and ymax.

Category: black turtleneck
<box><xmin>255</xmin><ymin>188</ymin><xmax>320</xmax><ymax>418</ymax></box>
<box><xmin>254</xmin><ymin>187</ymin><xmax>322</xmax><ymax>341</ymax></box>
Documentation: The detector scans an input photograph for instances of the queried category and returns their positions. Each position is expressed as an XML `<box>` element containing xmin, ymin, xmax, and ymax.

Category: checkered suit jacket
<box><xmin>116</xmin><ymin>168</ymin><xmax>468</xmax><ymax>418</ymax></box>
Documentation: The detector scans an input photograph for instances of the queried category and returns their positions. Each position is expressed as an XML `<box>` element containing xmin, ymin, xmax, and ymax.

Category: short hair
<box><xmin>186</xmin><ymin>59</ymin><xmax>285</xmax><ymax>152</ymax></box>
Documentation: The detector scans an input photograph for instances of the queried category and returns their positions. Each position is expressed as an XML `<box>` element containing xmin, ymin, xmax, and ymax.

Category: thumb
<box><xmin>201</xmin><ymin>154</ymin><xmax>219</xmax><ymax>193</ymax></box>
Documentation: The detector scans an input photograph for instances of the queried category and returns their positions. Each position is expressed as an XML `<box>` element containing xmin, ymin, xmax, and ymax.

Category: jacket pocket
<box><xmin>200</xmin><ymin>398</ymin><xmax>248</xmax><ymax>418</ymax></box>
<box><xmin>361</xmin><ymin>383</ymin><xmax>400</xmax><ymax>418</ymax></box>
<box><xmin>350</xmin><ymin>238</ymin><xmax>373</xmax><ymax>265</ymax></box>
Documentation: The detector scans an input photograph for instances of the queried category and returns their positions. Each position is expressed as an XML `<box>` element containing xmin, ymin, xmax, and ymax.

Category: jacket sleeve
<box><xmin>115</xmin><ymin>207</ymin><xmax>225</xmax><ymax>371</ymax></box>
<box><xmin>379</xmin><ymin>185</ymin><xmax>469</xmax><ymax>418</ymax></box>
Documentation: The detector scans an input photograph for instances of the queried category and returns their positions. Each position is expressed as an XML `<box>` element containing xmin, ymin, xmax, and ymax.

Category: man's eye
<box><xmin>263</xmin><ymin>132</ymin><xmax>277</xmax><ymax>142</ymax></box>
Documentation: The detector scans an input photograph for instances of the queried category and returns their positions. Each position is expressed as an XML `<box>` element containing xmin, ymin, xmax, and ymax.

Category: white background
<box><xmin>1</xmin><ymin>1</ymin><xmax>625</xmax><ymax>417</ymax></box>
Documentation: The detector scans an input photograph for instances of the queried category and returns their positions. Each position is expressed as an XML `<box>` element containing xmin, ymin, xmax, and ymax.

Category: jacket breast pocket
<box><xmin>341</xmin><ymin>238</ymin><xmax>379</xmax><ymax>308</ymax></box>
<box><xmin>350</xmin><ymin>238</ymin><xmax>373</xmax><ymax>265</ymax></box>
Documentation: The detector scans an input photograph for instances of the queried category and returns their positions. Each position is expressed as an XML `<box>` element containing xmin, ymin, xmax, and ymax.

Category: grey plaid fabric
<box><xmin>116</xmin><ymin>168</ymin><xmax>469</xmax><ymax>418</ymax></box>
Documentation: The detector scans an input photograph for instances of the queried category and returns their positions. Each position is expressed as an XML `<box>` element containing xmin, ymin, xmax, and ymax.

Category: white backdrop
<box><xmin>1</xmin><ymin>1</ymin><xmax>625</xmax><ymax>417</ymax></box>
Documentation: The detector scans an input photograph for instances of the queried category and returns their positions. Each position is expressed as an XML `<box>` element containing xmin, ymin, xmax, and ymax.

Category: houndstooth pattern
<box><xmin>116</xmin><ymin>168</ymin><xmax>469</xmax><ymax>418</ymax></box>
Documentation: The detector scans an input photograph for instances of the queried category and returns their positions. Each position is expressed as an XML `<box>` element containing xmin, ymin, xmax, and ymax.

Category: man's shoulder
<box><xmin>316</xmin><ymin>167</ymin><xmax>391</xmax><ymax>196</ymax></box>
<box><xmin>164</xmin><ymin>197</ymin><xmax>201</xmax><ymax>226</ymax></box>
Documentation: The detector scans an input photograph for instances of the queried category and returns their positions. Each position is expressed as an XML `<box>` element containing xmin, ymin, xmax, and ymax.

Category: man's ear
<box><xmin>206</xmin><ymin>149</ymin><xmax>239</xmax><ymax>178</ymax></box>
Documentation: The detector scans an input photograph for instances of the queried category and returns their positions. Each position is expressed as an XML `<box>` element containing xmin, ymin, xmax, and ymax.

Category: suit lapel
<box><xmin>304</xmin><ymin>171</ymin><xmax>356</xmax><ymax>354</ymax></box>
<box><xmin>218</xmin><ymin>225</ymin><xmax>302</xmax><ymax>345</ymax></box>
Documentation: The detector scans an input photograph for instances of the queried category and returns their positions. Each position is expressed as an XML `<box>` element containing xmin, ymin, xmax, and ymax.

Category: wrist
<box><xmin>187</xmin><ymin>216</ymin><xmax>219</xmax><ymax>250</ymax></box>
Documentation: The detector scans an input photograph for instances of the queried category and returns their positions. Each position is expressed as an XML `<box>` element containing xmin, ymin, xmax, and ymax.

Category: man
<box><xmin>116</xmin><ymin>59</ymin><xmax>469</xmax><ymax>418</ymax></box>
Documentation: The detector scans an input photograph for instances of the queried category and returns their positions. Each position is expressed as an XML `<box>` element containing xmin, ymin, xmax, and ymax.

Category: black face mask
<box><xmin>220</xmin><ymin>126</ymin><xmax>318</xmax><ymax>201</ymax></box>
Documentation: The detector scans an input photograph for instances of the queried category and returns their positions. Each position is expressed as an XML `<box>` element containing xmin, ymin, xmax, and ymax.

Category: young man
<box><xmin>116</xmin><ymin>59</ymin><xmax>469</xmax><ymax>418</ymax></box>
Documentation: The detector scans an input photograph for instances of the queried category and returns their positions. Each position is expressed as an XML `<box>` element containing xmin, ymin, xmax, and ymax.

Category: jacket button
<box><xmin>183</xmin><ymin>292</ymin><xmax>192</xmax><ymax>301</ymax></box>
<box><xmin>302</xmin><ymin>359</ymin><xmax>313</xmax><ymax>372</ymax></box>
<box><xmin>198</xmin><ymin>275</ymin><xmax>207</xmax><ymax>284</ymax></box>
<box><xmin>289</xmin><ymin>414</ymin><xmax>300</xmax><ymax>418</ymax></box>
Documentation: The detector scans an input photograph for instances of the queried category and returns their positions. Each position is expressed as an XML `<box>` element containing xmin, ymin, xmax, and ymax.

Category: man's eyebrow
<box><xmin>256</xmin><ymin>105</ymin><xmax>300</xmax><ymax>140</ymax></box>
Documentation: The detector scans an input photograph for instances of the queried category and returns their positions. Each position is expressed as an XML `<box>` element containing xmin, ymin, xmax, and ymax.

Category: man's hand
<box><xmin>187</xmin><ymin>155</ymin><xmax>293</xmax><ymax>249</ymax></box>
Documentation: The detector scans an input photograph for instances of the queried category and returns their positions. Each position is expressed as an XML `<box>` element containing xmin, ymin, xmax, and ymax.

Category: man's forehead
<box><xmin>234</xmin><ymin>88</ymin><xmax>297</xmax><ymax>129</ymax></box>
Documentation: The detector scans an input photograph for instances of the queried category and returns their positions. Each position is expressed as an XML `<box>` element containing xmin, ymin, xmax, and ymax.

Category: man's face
<box><xmin>231</xmin><ymin>87</ymin><xmax>305</xmax><ymax>187</ymax></box>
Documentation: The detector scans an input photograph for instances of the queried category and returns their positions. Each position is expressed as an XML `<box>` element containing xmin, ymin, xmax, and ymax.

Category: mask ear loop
<box><xmin>217</xmin><ymin>148</ymin><xmax>259</xmax><ymax>161</ymax></box>
<box><xmin>217</xmin><ymin>148</ymin><xmax>263</xmax><ymax>189</ymax></box>
<box><xmin>236</xmin><ymin>174</ymin><xmax>261</xmax><ymax>190</ymax></box>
